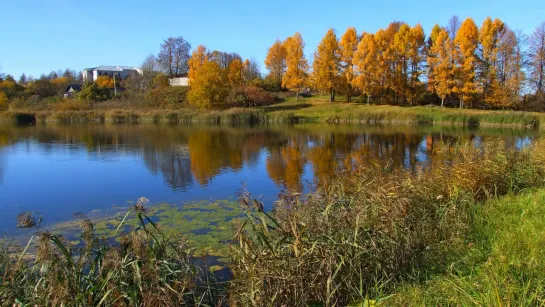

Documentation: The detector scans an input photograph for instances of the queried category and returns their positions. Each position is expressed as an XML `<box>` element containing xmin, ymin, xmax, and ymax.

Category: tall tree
<box><xmin>353</xmin><ymin>32</ymin><xmax>379</xmax><ymax>105</ymax></box>
<box><xmin>479</xmin><ymin>17</ymin><xmax>506</xmax><ymax>106</ymax></box>
<box><xmin>187</xmin><ymin>61</ymin><xmax>229</xmax><ymax>109</ymax></box>
<box><xmin>227</xmin><ymin>58</ymin><xmax>244</xmax><ymax>86</ymax></box>
<box><xmin>454</xmin><ymin>18</ymin><xmax>479</xmax><ymax>108</ymax></box>
<box><xmin>264</xmin><ymin>40</ymin><xmax>287</xmax><ymax>86</ymax></box>
<box><xmin>243</xmin><ymin>59</ymin><xmax>260</xmax><ymax>82</ymax></box>
<box><xmin>312</xmin><ymin>28</ymin><xmax>341</xmax><ymax>102</ymax></box>
<box><xmin>428</xmin><ymin>29</ymin><xmax>455</xmax><ymax>107</ymax></box>
<box><xmin>282</xmin><ymin>33</ymin><xmax>309</xmax><ymax>100</ymax></box>
<box><xmin>18</xmin><ymin>73</ymin><xmax>27</xmax><ymax>85</ymax></box>
<box><xmin>188</xmin><ymin>45</ymin><xmax>209</xmax><ymax>81</ymax></box>
<box><xmin>158</xmin><ymin>37</ymin><xmax>191</xmax><ymax>77</ymax></box>
<box><xmin>447</xmin><ymin>15</ymin><xmax>461</xmax><ymax>40</ymax></box>
<box><xmin>339</xmin><ymin>27</ymin><xmax>359</xmax><ymax>101</ymax></box>
<box><xmin>529</xmin><ymin>22</ymin><xmax>545</xmax><ymax>94</ymax></box>
<box><xmin>141</xmin><ymin>54</ymin><xmax>158</xmax><ymax>89</ymax></box>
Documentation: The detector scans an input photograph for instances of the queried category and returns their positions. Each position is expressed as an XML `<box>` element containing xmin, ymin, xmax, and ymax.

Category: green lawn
<box><xmin>264</xmin><ymin>96</ymin><xmax>545</xmax><ymax>128</ymax></box>
<box><xmin>390</xmin><ymin>188</ymin><xmax>545</xmax><ymax>306</ymax></box>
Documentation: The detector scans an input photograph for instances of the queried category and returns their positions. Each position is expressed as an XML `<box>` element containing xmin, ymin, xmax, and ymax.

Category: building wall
<box><xmin>82</xmin><ymin>70</ymin><xmax>93</xmax><ymax>82</ymax></box>
<box><xmin>169</xmin><ymin>77</ymin><xmax>189</xmax><ymax>87</ymax></box>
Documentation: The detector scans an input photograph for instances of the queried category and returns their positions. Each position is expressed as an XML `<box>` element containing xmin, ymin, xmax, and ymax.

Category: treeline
<box><xmin>2</xmin><ymin>17</ymin><xmax>545</xmax><ymax>111</ymax></box>
<box><xmin>264</xmin><ymin>17</ymin><xmax>545</xmax><ymax>109</ymax></box>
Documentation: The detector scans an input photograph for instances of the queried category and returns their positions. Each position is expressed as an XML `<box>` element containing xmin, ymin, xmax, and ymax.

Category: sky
<box><xmin>1</xmin><ymin>0</ymin><xmax>544</xmax><ymax>79</ymax></box>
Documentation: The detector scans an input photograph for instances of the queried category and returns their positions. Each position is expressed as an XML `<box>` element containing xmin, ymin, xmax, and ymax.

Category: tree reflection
<box><xmin>0</xmin><ymin>123</ymin><xmax>535</xmax><ymax>193</ymax></box>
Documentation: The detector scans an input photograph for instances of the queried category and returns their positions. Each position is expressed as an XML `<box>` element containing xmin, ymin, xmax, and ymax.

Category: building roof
<box><xmin>66</xmin><ymin>84</ymin><xmax>82</xmax><ymax>92</ymax></box>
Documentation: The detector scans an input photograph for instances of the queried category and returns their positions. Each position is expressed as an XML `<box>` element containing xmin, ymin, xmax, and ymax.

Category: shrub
<box><xmin>149</xmin><ymin>86</ymin><xmax>189</xmax><ymax>106</ymax></box>
<box><xmin>78</xmin><ymin>83</ymin><xmax>112</xmax><ymax>102</ymax></box>
<box><xmin>227</xmin><ymin>85</ymin><xmax>275</xmax><ymax>108</ymax></box>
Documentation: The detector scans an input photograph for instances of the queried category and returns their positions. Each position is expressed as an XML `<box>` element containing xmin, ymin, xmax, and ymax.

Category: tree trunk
<box><xmin>441</xmin><ymin>97</ymin><xmax>444</xmax><ymax>108</ymax></box>
<box><xmin>460</xmin><ymin>98</ymin><xmax>463</xmax><ymax>109</ymax></box>
<box><xmin>296</xmin><ymin>90</ymin><xmax>300</xmax><ymax>101</ymax></box>
<box><xmin>367</xmin><ymin>95</ymin><xmax>370</xmax><ymax>105</ymax></box>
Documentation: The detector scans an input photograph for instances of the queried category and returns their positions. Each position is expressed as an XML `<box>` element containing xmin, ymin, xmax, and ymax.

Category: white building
<box><xmin>82</xmin><ymin>66</ymin><xmax>143</xmax><ymax>82</ymax></box>
<box><xmin>169</xmin><ymin>76</ymin><xmax>189</xmax><ymax>87</ymax></box>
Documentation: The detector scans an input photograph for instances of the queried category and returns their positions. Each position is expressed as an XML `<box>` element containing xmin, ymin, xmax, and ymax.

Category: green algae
<box><xmin>50</xmin><ymin>199</ymin><xmax>245</xmax><ymax>261</ymax></box>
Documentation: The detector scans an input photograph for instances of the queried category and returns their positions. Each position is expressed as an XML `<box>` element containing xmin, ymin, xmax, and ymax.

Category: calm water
<box><xmin>0</xmin><ymin>123</ymin><xmax>539</xmax><ymax>233</ymax></box>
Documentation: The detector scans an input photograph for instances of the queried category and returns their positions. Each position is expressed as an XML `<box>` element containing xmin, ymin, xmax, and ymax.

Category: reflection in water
<box><xmin>0</xmin><ymin>123</ymin><xmax>538</xmax><ymax>230</ymax></box>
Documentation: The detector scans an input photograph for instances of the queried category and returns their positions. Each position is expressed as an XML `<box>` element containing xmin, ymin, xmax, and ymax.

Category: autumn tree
<box><xmin>187</xmin><ymin>60</ymin><xmax>229</xmax><ymax>109</ymax></box>
<box><xmin>428</xmin><ymin>29</ymin><xmax>455</xmax><ymax>107</ymax></box>
<box><xmin>282</xmin><ymin>33</ymin><xmax>309</xmax><ymax>100</ymax></box>
<box><xmin>454</xmin><ymin>18</ymin><xmax>479</xmax><ymax>108</ymax></box>
<box><xmin>18</xmin><ymin>73</ymin><xmax>28</xmax><ymax>85</ymax></box>
<box><xmin>96</xmin><ymin>76</ymin><xmax>115</xmax><ymax>88</ymax></box>
<box><xmin>353</xmin><ymin>32</ymin><xmax>379</xmax><ymax>104</ymax></box>
<box><xmin>479</xmin><ymin>17</ymin><xmax>506</xmax><ymax>106</ymax></box>
<box><xmin>312</xmin><ymin>28</ymin><xmax>341</xmax><ymax>102</ymax></box>
<box><xmin>243</xmin><ymin>59</ymin><xmax>260</xmax><ymax>82</ymax></box>
<box><xmin>447</xmin><ymin>15</ymin><xmax>461</xmax><ymax>40</ymax></box>
<box><xmin>264</xmin><ymin>40</ymin><xmax>287</xmax><ymax>86</ymax></box>
<box><xmin>188</xmin><ymin>45</ymin><xmax>210</xmax><ymax>81</ymax></box>
<box><xmin>339</xmin><ymin>27</ymin><xmax>359</xmax><ymax>101</ymax></box>
<box><xmin>158</xmin><ymin>37</ymin><xmax>191</xmax><ymax>77</ymax></box>
<box><xmin>227</xmin><ymin>58</ymin><xmax>244</xmax><ymax>86</ymax></box>
<box><xmin>50</xmin><ymin>77</ymin><xmax>70</xmax><ymax>95</ymax></box>
<box><xmin>529</xmin><ymin>22</ymin><xmax>545</xmax><ymax>94</ymax></box>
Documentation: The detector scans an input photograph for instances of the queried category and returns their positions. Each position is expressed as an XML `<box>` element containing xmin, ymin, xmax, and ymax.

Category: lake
<box><xmin>0</xmin><ymin>123</ymin><xmax>539</xmax><ymax>234</ymax></box>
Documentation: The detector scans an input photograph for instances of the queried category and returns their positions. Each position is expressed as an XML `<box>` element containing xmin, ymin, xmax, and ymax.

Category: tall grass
<box><xmin>0</xmin><ymin>198</ymin><xmax>225</xmax><ymax>306</ymax></box>
<box><xmin>229</xmin><ymin>140</ymin><xmax>545</xmax><ymax>306</ymax></box>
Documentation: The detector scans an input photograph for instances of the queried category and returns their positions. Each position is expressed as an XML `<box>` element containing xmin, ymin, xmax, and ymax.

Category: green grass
<box><xmin>264</xmin><ymin>96</ymin><xmax>544</xmax><ymax>128</ymax></box>
<box><xmin>391</xmin><ymin>189</ymin><xmax>545</xmax><ymax>306</ymax></box>
<box><xmin>2</xmin><ymin>94</ymin><xmax>544</xmax><ymax>127</ymax></box>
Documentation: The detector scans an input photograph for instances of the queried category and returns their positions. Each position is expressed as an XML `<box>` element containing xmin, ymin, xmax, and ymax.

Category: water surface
<box><xmin>0</xmin><ymin>123</ymin><xmax>539</xmax><ymax>233</ymax></box>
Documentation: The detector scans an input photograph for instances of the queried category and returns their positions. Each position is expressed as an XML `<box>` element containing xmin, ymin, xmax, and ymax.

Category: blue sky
<box><xmin>1</xmin><ymin>0</ymin><xmax>544</xmax><ymax>79</ymax></box>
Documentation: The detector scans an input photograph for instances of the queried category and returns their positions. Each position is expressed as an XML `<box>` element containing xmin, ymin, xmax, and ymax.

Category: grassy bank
<box><xmin>391</xmin><ymin>188</ymin><xmax>545</xmax><ymax>306</ymax></box>
<box><xmin>1</xmin><ymin>95</ymin><xmax>544</xmax><ymax>128</ymax></box>
<box><xmin>266</xmin><ymin>96</ymin><xmax>545</xmax><ymax>128</ymax></box>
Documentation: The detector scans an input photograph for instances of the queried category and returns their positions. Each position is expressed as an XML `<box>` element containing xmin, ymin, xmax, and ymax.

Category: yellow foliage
<box><xmin>188</xmin><ymin>45</ymin><xmax>209</xmax><ymax>81</ymax></box>
<box><xmin>96</xmin><ymin>76</ymin><xmax>115</xmax><ymax>88</ymax></box>
<box><xmin>428</xmin><ymin>29</ymin><xmax>455</xmax><ymax>106</ymax></box>
<box><xmin>187</xmin><ymin>61</ymin><xmax>229</xmax><ymax>109</ymax></box>
<box><xmin>264</xmin><ymin>40</ymin><xmax>286</xmax><ymax>83</ymax></box>
<box><xmin>454</xmin><ymin>18</ymin><xmax>479</xmax><ymax>108</ymax></box>
<box><xmin>312</xmin><ymin>28</ymin><xmax>341</xmax><ymax>102</ymax></box>
<box><xmin>352</xmin><ymin>32</ymin><xmax>379</xmax><ymax>104</ymax></box>
<box><xmin>282</xmin><ymin>32</ymin><xmax>308</xmax><ymax>100</ymax></box>
<box><xmin>339</xmin><ymin>27</ymin><xmax>359</xmax><ymax>101</ymax></box>
<box><xmin>227</xmin><ymin>59</ymin><xmax>244</xmax><ymax>86</ymax></box>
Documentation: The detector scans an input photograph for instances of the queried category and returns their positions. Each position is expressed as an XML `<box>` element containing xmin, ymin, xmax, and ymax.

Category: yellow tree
<box><xmin>407</xmin><ymin>24</ymin><xmax>426</xmax><ymax>105</ymax></box>
<box><xmin>339</xmin><ymin>27</ymin><xmax>359</xmax><ymax>101</ymax></box>
<box><xmin>187</xmin><ymin>61</ymin><xmax>229</xmax><ymax>109</ymax></box>
<box><xmin>454</xmin><ymin>18</ymin><xmax>479</xmax><ymax>108</ymax></box>
<box><xmin>282</xmin><ymin>33</ymin><xmax>309</xmax><ymax>100</ymax></box>
<box><xmin>428</xmin><ymin>29</ymin><xmax>455</xmax><ymax>107</ymax></box>
<box><xmin>227</xmin><ymin>58</ymin><xmax>244</xmax><ymax>86</ymax></box>
<box><xmin>353</xmin><ymin>32</ymin><xmax>379</xmax><ymax>104</ymax></box>
<box><xmin>312</xmin><ymin>28</ymin><xmax>341</xmax><ymax>102</ymax></box>
<box><xmin>479</xmin><ymin>17</ymin><xmax>506</xmax><ymax>106</ymax></box>
<box><xmin>96</xmin><ymin>76</ymin><xmax>114</xmax><ymax>88</ymax></box>
<box><xmin>188</xmin><ymin>45</ymin><xmax>209</xmax><ymax>81</ymax></box>
<box><xmin>264</xmin><ymin>40</ymin><xmax>287</xmax><ymax>85</ymax></box>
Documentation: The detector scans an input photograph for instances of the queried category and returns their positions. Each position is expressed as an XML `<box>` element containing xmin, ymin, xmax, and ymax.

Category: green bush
<box><xmin>149</xmin><ymin>86</ymin><xmax>189</xmax><ymax>106</ymax></box>
<box><xmin>78</xmin><ymin>83</ymin><xmax>112</xmax><ymax>102</ymax></box>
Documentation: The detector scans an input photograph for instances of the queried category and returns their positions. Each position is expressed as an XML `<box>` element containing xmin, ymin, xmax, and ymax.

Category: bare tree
<box><xmin>529</xmin><ymin>22</ymin><xmax>545</xmax><ymax>94</ymax></box>
<box><xmin>447</xmin><ymin>15</ymin><xmax>461</xmax><ymax>40</ymax></box>
<box><xmin>141</xmin><ymin>54</ymin><xmax>158</xmax><ymax>89</ymax></box>
<box><xmin>157</xmin><ymin>37</ymin><xmax>191</xmax><ymax>78</ymax></box>
<box><xmin>243</xmin><ymin>58</ymin><xmax>261</xmax><ymax>82</ymax></box>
